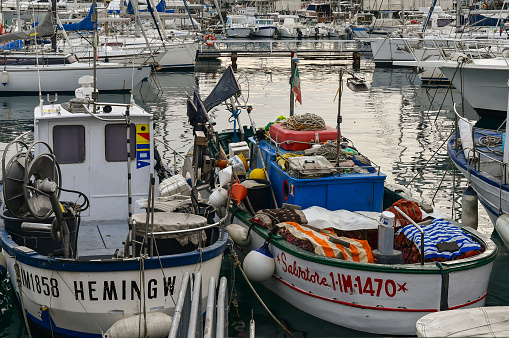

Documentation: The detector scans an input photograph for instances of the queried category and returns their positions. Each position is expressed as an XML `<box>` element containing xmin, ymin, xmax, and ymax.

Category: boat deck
<box><xmin>77</xmin><ymin>220</ymin><xmax>128</xmax><ymax>259</ymax></box>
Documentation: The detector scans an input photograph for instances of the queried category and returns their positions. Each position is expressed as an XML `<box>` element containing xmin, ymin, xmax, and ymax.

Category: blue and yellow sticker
<box><xmin>136</xmin><ymin>124</ymin><xmax>150</xmax><ymax>169</ymax></box>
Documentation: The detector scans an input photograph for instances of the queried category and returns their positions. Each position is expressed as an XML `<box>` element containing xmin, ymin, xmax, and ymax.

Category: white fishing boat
<box><xmin>197</xmin><ymin>67</ymin><xmax>498</xmax><ymax>336</ymax></box>
<box><xmin>225</xmin><ymin>15</ymin><xmax>252</xmax><ymax>38</ymax></box>
<box><xmin>0</xmin><ymin>77</ymin><xmax>229</xmax><ymax>336</ymax></box>
<box><xmin>251</xmin><ymin>18</ymin><xmax>277</xmax><ymax>38</ymax></box>
<box><xmin>448</xmin><ymin>106</ymin><xmax>509</xmax><ymax>229</ymax></box>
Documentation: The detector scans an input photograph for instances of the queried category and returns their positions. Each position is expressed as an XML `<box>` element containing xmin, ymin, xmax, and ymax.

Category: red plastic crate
<box><xmin>269</xmin><ymin>122</ymin><xmax>338</xmax><ymax>151</ymax></box>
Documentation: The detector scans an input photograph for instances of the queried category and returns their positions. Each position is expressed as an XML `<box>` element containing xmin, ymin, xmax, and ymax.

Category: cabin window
<box><xmin>105</xmin><ymin>124</ymin><xmax>136</xmax><ymax>162</ymax></box>
<box><xmin>53</xmin><ymin>125</ymin><xmax>86</xmax><ymax>164</ymax></box>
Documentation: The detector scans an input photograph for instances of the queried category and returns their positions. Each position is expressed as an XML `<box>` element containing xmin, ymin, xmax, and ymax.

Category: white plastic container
<box><xmin>218</xmin><ymin>166</ymin><xmax>233</xmax><ymax>186</ymax></box>
<box><xmin>159</xmin><ymin>174</ymin><xmax>191</xmax><ymax>196</ymax></box>
<box><xmin>378</xmin><ymin>211</ymin><xmax>395</xmax><ymax>254</ymax></box>
<box><xmin>229</xmin><ymin>141</ymin><xmax>250</xmax><ymax>160</ymax></box>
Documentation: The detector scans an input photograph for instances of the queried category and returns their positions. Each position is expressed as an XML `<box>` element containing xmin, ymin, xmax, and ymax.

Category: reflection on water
<box><xmin>0</xmin><ymin>59</ymin><xmax>505</xmax><ymax>337</ymax></box>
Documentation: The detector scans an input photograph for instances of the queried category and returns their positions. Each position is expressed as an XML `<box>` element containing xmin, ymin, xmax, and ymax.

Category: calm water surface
<box><xmin>0</xmin><ymin>57</ymin><xmax>507</xmax><ymax>337</ymax></box>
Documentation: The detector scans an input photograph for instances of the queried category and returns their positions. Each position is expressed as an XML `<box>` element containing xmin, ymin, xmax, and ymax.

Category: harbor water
<box><xmin>1</xmin><ymin>56</ymin><xmax>508</xmax><ymax>337</ymax></box>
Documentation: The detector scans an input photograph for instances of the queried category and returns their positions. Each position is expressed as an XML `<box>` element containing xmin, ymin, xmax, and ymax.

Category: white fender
<box><xmin>2</xmin><ymin>70</ymin><xmax>8</xmax><ymax>86</ymax></box>
<box><xmin>226</xmin><ymin>223</ymin><xmax>250</xmax><ymax>246</ymax></box>
<box><xmin>103</xmin><ymin>312</ymin><xmax>172</xmax><ymax>338</ymax></box>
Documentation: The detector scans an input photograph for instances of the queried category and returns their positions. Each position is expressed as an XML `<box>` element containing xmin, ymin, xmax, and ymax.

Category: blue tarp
<box><xmin>58</xmin><ymin>5</ymin><xmax>94</xmax><ymax>31</ymax></box>
<box><xmin>0</xmin><ymin>39</ymin><xmax>24</xmax><ymax>50</ymax></box>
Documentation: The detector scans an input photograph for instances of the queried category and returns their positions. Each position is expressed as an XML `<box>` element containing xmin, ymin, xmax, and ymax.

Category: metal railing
<box><xmin>169</xmin><ymin>272</ymin><xmax>228</xmax><ymax>338</ymax></box>
<box><xmin>394</xmin><ymin>206</ymin><xmax>425</xmax><ymax>265</ymax></box>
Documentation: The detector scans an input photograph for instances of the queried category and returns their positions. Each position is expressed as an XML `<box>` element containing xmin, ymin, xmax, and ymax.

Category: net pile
<box><xmin>283</xmin><ymin>113</ymin><xmax>326</xmax><ymax>131</ymax></box>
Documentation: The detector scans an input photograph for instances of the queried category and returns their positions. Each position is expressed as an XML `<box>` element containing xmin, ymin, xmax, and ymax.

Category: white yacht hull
<box><xmin>0</xmin><ymin>64</ymin><xmax>151</xmax><ymax>92</ymax></box>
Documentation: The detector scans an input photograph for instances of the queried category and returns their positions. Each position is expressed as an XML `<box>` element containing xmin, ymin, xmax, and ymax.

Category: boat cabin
<box><xmin>33</xmin><ymin>97</ymin><xmax>155</xmax><ymax>221</ymax></box>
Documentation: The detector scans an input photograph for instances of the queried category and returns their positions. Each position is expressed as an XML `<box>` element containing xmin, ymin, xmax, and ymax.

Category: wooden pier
<box><xmin>197</xmin><ymin>39</ymin><xmax>372</xmax><ymax>60</ymax></box>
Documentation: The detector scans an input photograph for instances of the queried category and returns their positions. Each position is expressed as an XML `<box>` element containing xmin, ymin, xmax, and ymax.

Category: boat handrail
<box><xmin>393</xmin><ymin>206</ymin><xmax>425</xmax><ymax>265</ymax></box>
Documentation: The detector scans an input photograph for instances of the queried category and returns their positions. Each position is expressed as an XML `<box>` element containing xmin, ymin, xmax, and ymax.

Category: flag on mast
<box><xmin>291</xmin><ymin>66</ymin><xmax>302</xmax><ymax>104</ymax></box>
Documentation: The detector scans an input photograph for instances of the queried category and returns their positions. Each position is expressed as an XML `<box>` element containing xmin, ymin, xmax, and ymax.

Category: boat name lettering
<box><xmin>73</xmin><ymin>277</ymin><xmax>176</xmax><ymax>301</ymax></box>
<box><xmin>278</xmin><ymin>252</ymin><xmax>329</xmax><ymax>286</ymax></box>
<box><xmin>277</xmin><ymin>253</ymin><xmax>407</xmax><ymax>298</ymax></box>
<box><xmin>20</xmin><ymin>268</ymin><xmax>60</xmax><ymax>298</ymax></box>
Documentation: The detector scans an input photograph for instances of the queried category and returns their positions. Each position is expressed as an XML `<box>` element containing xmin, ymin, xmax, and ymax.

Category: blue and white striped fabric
<box><xmin>396</xmin><ymin>219</ymin><xmax>482</xmax><ymax>260</ymax></box>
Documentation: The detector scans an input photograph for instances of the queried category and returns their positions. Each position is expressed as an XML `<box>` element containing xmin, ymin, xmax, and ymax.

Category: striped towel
<box><xmin>396</xmin><ymin>219</ymin><xmax>482</xmax><ymax>260</ymax></box>
<box><xmin>277</xmin><ymin>222</ymin><xmax>374</xmax><ymax>263</ymax></box>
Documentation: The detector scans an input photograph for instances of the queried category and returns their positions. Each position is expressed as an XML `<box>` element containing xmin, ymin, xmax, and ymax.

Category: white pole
<box><xmin>504</xmin><ymin>79</ymin><xmax>509</xmax><ymax>182</ymax></box>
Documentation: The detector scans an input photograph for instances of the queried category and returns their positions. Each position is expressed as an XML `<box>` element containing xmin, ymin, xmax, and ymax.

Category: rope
<box><xmin>229</xmin><ymin>251</ymin><xmax>295</xmax><ymax>338</ymax></box>
<box><xmin>14</xmin><ymin>259</ymin><xmax>32</xmax><ymax>338</ymax></box>
<box><xmin>228</xmin><ymin>109</ymin><xmax>241</xmax><ymax>141</ymax></box>
<box><xmin>476</xmin><ymin>134</ymin><xmax>503</xmax><ymax>155</ymax></box>
<box><xmin>283</xmin><ymin>113</ymin><xmax>325</xmax><ymax>131</ymax></box>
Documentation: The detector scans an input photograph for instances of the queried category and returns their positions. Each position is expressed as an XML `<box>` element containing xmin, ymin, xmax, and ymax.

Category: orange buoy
<box><xmin>230</xmin><ymin>182</ymin><xmax>247</xmax><ymax>203</ymax></box>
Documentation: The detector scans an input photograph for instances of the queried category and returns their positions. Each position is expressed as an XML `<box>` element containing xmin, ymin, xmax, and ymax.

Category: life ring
<box><xmin>204</xmin><ymin>34</ymin><xmax>216</xmax><ymax>46</ymax></box>
<box><xmin>178</xmin><ymin>8</ymin><xmax>185</xmax><ymax>13</ymax></box>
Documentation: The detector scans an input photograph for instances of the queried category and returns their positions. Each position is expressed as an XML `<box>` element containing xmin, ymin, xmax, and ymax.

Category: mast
<box><xmin>290</xmin><ymin>52</ymin><xmax>297</xmax><ymax>116</ymax></box>
<box><xmin>51</xmin><ymin>0</ymin><xmax>57</xmax><ymax>51</ymax></box>
<box><xmin>92</xmin><ymin>0</ymin><xmax>98</xmax><ymax>110</ymax></box>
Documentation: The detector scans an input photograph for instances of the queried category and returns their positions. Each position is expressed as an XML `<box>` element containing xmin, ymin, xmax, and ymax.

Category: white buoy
<box><xmin>1</xmin><ymin>70</ymin><xmax>8</xmax><ymax>86</ymax></box>
<box><xmin>462</xmin><ymin>186</ymin><xmax>478</xmax><ymax>229</ymax></box>
<box><xmin>243</xmin><ymin>242</ymin><xmax>275</xmax><ymax>282</ymax></box>
<box><xmin>496</xmin><ymin>214</ymin><xmax>509</xmax><ymax>248</ymax></box>
<box><xmin>0</xmin><ymin>251</ymin><xmax>7</xmax><ymax>280</ymax></box>
<box><xmin>103</xmin><ymin>312</ymin><xmax>172</xmax><ymax>338</ymax></box>
<box><xmin>226</xmin><ymin>223</ymin><xmax>251</xmax><ymax>246</ymax></box>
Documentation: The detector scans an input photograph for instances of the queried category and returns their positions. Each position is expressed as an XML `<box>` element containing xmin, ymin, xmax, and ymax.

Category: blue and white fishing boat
<box><xmin>0</xmin><ymin>78</ymin><xmax>229</xmax><ymax>336</ymax></box>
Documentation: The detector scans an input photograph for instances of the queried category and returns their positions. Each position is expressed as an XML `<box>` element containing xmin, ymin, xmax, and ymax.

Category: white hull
<box><xmin>157</xmin><ymin>41</ymin><xmax>198</xmax><ymax>68</ymax></box>
<box><xmin>2</xmin><ymin>249</ymin><xmax>224</xmax><ymax>336</ymax></box>
<box><xmin>233</xmin><ymin>216</ymin><xmax>496</xmax><ymax>335</ymax></box>
<box><xmin>251</xmin><ymin>27</ymin><xmax>276</xmax><ymax>37</ymax></box>
<box><xmin>0</xmin><ymin>64</ymin><xmax>151</xmax><ymax>92</ymax></box>
<box><xmin>440</xmin><ymin>60</ymin><xmax>509</xmax><ymax>114</ymax></box>
<box><xmin>226</xmin><ymin>27</ymin><xmax>252</xmax><ymax>38</ymax></box>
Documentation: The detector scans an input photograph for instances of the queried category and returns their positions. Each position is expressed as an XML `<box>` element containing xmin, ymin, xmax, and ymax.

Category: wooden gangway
<box><xmin>197</xmin><ymin>39</ymin><xmax>372</xmax><ymax>59</ymax></box>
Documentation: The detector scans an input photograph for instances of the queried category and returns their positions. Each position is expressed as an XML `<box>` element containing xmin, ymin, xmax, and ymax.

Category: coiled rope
<box><xmin>283</xmin><ymin>113</ymin><xmax>325</xmax><ymax>131</ymax></box>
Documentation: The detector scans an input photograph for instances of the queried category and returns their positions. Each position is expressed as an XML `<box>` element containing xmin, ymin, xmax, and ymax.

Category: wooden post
<box><xmin>290</xmin><ymin>52</ymin><xmax>297</xmax><ymax>116</ymax></box>
<box><xmin>231</xmin><ymin>52</ymin><xmax>238</xmax><ymax>71</ymax></box>
<box><xmin>352</xmin><ymin>51</ymin><xmax>360</xmax><ymax>70</ymax></box>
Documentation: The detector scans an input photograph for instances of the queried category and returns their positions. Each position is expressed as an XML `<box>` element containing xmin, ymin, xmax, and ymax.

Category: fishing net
<box><xmin>283</xmin><ymin>113</ymin><xmax>326</xmax><ymax>131</ymax></box>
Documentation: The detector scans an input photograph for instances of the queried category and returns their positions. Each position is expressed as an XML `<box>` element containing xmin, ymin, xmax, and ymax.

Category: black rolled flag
<box><xmin>203</xmin><ymin>66</ymin><xmax>241</xmax><ymax>112</ymax></box>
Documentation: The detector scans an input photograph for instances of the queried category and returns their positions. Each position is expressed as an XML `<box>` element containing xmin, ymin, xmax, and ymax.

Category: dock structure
<box><xmin>197</xmin><ymin>39</ymin><xmax>371</xmax><ymax>60</ymax></box>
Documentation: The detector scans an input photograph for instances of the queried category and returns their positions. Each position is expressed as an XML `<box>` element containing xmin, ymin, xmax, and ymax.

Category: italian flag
<box><xmin>292</xmin><ymin>66</ymin><xmax>302</xmax><ymax>104</ymax></box>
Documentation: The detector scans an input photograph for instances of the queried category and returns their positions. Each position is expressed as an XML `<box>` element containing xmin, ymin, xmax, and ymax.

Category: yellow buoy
<box><xmin>249</xmin><ymin>168</ymin><xmax>266</xmax><ymax>180</ymax></box>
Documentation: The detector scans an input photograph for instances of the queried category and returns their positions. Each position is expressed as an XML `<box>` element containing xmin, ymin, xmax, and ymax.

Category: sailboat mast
<box><xmin>93</xmin><ymin>0</ymin><xmax>97</xmax><ymax>108</ymax></box>
<box><xmin>51</xmin><ymin>0</ymin><xmax>56</xmax><ymax>51</ymax></box>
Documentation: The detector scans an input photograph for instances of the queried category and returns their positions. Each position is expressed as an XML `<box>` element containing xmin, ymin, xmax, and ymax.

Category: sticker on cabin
<box><xmin>136</xmin><ymin>124</ymin><xmax>150</xmax><ymax>169</ymax></box>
